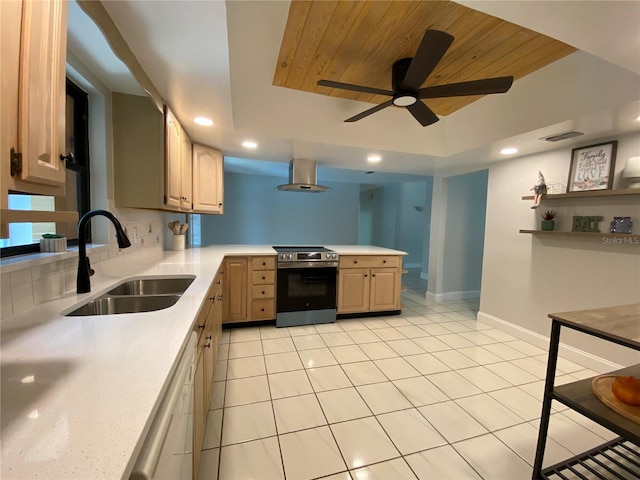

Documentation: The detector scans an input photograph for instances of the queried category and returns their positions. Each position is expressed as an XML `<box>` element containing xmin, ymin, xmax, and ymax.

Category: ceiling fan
<box><xmin>317</xmin><ymin>29</ymin><xmax>514</xmax><ymax>127</ymax></box>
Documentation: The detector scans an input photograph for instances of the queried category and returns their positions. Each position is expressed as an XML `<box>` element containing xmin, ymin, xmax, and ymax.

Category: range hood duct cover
<box><xmin>277</xmin><ymin>159</ymin><xmax>329</xmax><ymax>192</ymax></box>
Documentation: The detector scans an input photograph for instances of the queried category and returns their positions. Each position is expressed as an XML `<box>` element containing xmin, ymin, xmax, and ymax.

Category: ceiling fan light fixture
<box><xmin>393</xmin><ymin>95</ymin><xmax>417</xmax><ymax>107</ymax></box>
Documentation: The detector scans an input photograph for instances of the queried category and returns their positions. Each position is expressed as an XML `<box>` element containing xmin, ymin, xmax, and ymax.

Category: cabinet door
<box><xmin>223</xmin><ymin>258</ymin><xmax>248</xmax><ymax>322</ymax></box>
<box><xmin>180</xmin><ymin>126</ymin><xmax>192</xmax><ymax>210</ymax></box>
<box><xmin>17</xmin><ymin>0</ymin><xmax>67</xmax><ymax>188</ymax></box>
<box><xmin>192</xmin><ymin>143</ymin><xmax>223</xmax><ymax>214</ymax></box>
<box><xmin>192</xmin><ymin>350</ymin><xmax>205</xmax><ymax>477</ymax></box>
<box><xmin>337</xmin><ymin>268</ymin><xmax>370</xmax><ymax>314</ymax></box>
<box><xmin>165</xmin><ymin>108</ymin><xmax>182</xmax><ymax>209</ymax></box>
<box><xmin>369</xmin><ymin>268</ymin><xmax>400</xmax><ymax>311</ymax></box>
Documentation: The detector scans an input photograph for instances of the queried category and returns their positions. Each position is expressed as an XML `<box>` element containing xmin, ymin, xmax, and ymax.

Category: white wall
<box><xmin>427</xmin><ymin>171</ymin><xmax>488</xmax><ymax>301</ymax></box>
<box><xmin>200</xmin><ymin>172</ymin><xmax>359</xmax><ymax>245</ymax></box>
<box><xmin>480</xmin><ymin>132</ymin><xmax>640</xmax><ymax>367</ymax></box>
<box><xmin>443</xmin><ymin>170</ymin><xmax>488</xmax><ymax>294</ymax></box>
<box><xmin>358</xmin><ymin>181</ymin><xmax>432</xmax><ymax>268</ymax></box>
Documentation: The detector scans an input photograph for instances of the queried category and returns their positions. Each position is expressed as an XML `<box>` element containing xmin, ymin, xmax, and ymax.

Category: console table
<box><xmin>532</xmin><ymin>303</ymin><xmax>640</xmax><ymax>479</ymax></box>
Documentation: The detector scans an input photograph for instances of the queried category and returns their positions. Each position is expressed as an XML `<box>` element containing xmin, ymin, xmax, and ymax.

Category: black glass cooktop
<box><xmin>272</xmin><ymin>246</ymin><xmax>332</xmax><ymax>253</ymax></box>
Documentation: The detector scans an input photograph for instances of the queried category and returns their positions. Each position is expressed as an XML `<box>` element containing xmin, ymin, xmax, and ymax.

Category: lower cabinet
<box><xmin>223</xmin><ymin>256</ymin><xmax>276</xmax><ymax>323</ymax></box>
<box><xmin>337</xmin><ymin>256</ymin><xmax>402</xmax><ymax>314</ymax></box>
<box><xmin>193</xmin><ymin>269</ymin><xmax>223</xmax><ymax>479</ymax></box>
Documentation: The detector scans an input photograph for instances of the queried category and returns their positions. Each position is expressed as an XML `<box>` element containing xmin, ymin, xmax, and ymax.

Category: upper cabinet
<box><xmin>1</xmin><ymin>0</ymin><xmax>68</xmax><ymax>198</ymax></box>
<box><xmin>112</xmin><ymin>93</ymin><xmax>223</xmax><ymax>214</ymax></box>
<box><xmin>193</xmin><ymin>143</ymin><xmax>223</xmax><ymax>214</ymax></box>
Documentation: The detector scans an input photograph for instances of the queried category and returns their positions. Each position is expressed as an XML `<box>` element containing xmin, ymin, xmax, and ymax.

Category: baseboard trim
<box><xmin>477</xmin><ymin>311</ymin><xmax>622</xmax><ymax>373</ymax></box>
<box><xmin>426</xmin><ymin>289</ymin><xmax>480</xmax><ymax>303</ymax></box>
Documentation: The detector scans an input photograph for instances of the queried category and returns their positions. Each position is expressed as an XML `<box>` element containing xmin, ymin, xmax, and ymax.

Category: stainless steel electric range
<box><xmin>273</xmin><ymin>246</ymin><xmax>339</xmax><ymax>328</ymax></box>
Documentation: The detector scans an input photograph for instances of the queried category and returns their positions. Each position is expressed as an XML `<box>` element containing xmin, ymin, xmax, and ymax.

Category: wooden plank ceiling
<box><xmin>273</xmin><ymin>1</ymin><xmax>576</xmax><ymax>116</ymax></box>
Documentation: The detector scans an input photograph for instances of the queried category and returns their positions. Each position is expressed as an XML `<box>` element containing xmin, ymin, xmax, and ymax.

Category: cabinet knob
<box><xmin>218</xmin><ymin>203</ymin><xmax>223</xmax><ymax>206</ymax></box>
<box><xmin>372</xmin><ymin>274</ymin><xmax>376</xmax><ymax>277</ymax></box>
<box><xmin>262</xmin><ymin>276</ymin><xmax>265</xmax><ymax>280</ymax></box>
<box><xmin>364</xmin><ymin>274</ymin><xmax>368</xmax><ymax>278</ymax></box>
<box><xmin>383</xmin><ymin>260</ymin><xmax>387</xmax><ymax>263</ymax></box>
<box><xmin>354</xmin><ymin>260</ymin><xmax>358</xmax><ymax>264</ymax></box>
<box><xmin>262</xmin><ymin>262</ymin><xmax>266</xmax><ymax>266</ymax></box>
<box><xmin>261</xmin><ymin>308</ymin><xmax>265</xmax><ymax>312</ymax></box>
<box><xmin>204</xmin><ymin>343</ymin><xmax>211</xmax><ymax>349</ymax></box>
<box><xmin>209</xmin><ymin>296</ymin><xmax>215</xmax><ymax>301</ymax></box>
<box><xmin>198</xmin><ymin>324</ymin><xmax>205</xmax><ymax>329</ymax></box>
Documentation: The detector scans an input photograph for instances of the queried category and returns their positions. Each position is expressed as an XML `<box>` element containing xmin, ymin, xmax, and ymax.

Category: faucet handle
<box><xmin>86</xmin><ymin>258</ymin><xmax>95</xmax><ymax>277</ymax></box>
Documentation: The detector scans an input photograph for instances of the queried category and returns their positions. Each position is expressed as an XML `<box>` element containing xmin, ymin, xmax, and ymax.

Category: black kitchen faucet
<box><xmin>77</xmin><ymin>210</ymin><xmax>131</xmax><ymax>293</ymax></box>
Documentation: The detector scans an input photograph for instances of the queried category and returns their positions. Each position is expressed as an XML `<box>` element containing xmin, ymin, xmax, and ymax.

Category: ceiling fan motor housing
<box><xmin>392</xmin><ymin>58</ymin><xmax>417</xmax><ymax>99</ymax></box>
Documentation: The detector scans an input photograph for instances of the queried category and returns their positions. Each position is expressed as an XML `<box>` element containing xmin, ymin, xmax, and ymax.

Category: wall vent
<box><xmin>540</xmin><ymin>131</ymin><xmax>584</xmax><ymax>142</ymax></box>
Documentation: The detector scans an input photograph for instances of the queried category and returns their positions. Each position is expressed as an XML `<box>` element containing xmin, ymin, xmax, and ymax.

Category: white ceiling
<box><xmin>67</xmin><ymin>1</ymin><xmax>640</xmax><ymax>181</ymax></box>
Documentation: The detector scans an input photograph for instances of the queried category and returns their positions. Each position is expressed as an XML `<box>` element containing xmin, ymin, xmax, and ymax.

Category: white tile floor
<box><xmin>197</xmin><ymin>273</ymin><xmax>634</xmax><ymax>480</ymax></box>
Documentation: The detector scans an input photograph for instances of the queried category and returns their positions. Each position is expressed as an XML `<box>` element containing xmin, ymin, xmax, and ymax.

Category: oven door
<box><xmin>277</xmin><ymin>266</ymin><xmax>337</xmax><ymax>313</ymax></box>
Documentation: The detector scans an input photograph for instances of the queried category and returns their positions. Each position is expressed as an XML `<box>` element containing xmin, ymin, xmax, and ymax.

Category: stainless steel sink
<box><xmin>66</xmin><ymin>294</ymin><xmax>181</xmax><ymax>316</ymax></box>
<box><xmin>106</xmin><ymin>276</ymin><xmax>195</xmax><ymax>296</ymax></box>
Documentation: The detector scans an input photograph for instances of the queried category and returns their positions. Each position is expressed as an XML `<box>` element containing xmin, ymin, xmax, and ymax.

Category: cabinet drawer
<box><xmin>252</xmin><ymin>270</ymin><xmax>275</xmax><ymax>285</ymax></box>
<box><xmin>251</xmin><ymin>256</ymin><xmax>276</xmax><ymax>271</ymax></box>
<box><xmin>251</xmin><ymin>285</ymin><xmax>275</xmax><ymax>299</ymax></box>
<box><xmin>339</xmin><ymin>255</ymin><xmax>401</xmax><ymax>269</ymax></box>
<box><xmin>251</xmin><ymin>299</ymin><xmax>275</xmax><ymax>319</ymax></box>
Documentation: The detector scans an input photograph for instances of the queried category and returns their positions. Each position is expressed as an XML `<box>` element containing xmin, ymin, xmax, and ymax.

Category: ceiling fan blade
<box><xmin>318</xmin><ymin>79</ymin><xmax>394</xmax><ymax>97</ymax></box>
<box><xmin>344</xmin><ymin>99</ymin><xmax>394</xmax><ymax>122</ymax></box>
<box><xmin>402</xmin><ymin>30</ymin><xmax>454</xmax><ymax>91</ymax></box>
<box><xmin>419</xmin><ymin>76</ymin><xmax>514</xmax><ymax>98</ymax></box>
<box><xmin>407</xmin><ymin>101</ymin><xmax>439</xmax><ymax>127</ymax></box>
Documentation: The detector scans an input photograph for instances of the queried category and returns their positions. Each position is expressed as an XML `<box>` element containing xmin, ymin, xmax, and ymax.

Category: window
<box><xmin>1</xmin><ymin>79</ymin><xmax>91</xmax><ymax>257</ymax></box>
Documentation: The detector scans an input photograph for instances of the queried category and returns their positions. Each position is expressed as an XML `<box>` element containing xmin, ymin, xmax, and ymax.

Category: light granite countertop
<box><xmin>0</xmin><ymin>244</ymin><xmax>405</xmax><ymax>479</ymax></box>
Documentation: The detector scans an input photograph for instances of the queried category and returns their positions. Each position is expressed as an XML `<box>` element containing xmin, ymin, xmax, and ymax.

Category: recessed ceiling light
<box><xmin>242</xmin><ymin>140</ymin><xmax>257</xmax><ymax>149</ymax></box>
<box><xmin>194</xmin><ymin>117</ymin><xmax>213</xmax><ymax>126</ymax></box>
<box><xmin>500</xmin><ymin>147</ymin><xmax>518</xmax><ymax>155</ymax></box>
<box><xmin>367</xmin><ymin>155</ymin><xmax>381</xmax><ymax>163</ymax></box>
<box><xmin>636</xmin><ymin>114</ymin><xmax>640</xmax><ymax>122</ymax></box>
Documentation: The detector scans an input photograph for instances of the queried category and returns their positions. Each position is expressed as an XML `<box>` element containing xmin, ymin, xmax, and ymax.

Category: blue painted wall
<box><xmin>200</xmin><ymin>172</ymin><xmax>360</xmax><ymax>245</ymax></box>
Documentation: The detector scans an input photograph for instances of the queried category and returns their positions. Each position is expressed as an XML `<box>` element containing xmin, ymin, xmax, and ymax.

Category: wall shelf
<box><xmin>521</xmin><ymin>188</ymin><xmax>640</xmax><ymax>201</ymax></box>
<box><xmin>519</xmin><ymin>230</ymin><xmax>640</xmax><ymax>241</ymax></box>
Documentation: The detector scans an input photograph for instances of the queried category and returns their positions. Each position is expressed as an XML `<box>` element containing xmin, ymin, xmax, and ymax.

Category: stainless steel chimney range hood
<box><xmin>277</xmin><ymin>159</ymin><xmax>329</xmax><ymax>193</ymax></box>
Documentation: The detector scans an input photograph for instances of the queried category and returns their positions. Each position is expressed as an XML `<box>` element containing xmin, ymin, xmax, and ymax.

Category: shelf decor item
<box><xmin>540</xmin><ymin>210</ymin><xmax>557</xmax><ymax>230</ymax></box>
<box><xmin>40</xmin><ymin>234</ymin><xmax>67</xmax><ymax>252</ymax></box>
<box><xmin>622</xmin><ymin>156</ymin><xmax>640</xmax><ymax>189</ymax></box>
<box><xmin>567</xmin><ymin>140</ymin><xmax>617</xmax><ymax>192</ymax></box>
<box><xmin>572</xmin><ymin>215</ymin><xmax>603</xmax><ymax>232</ymax></box>
<box><xmin>610</xmin><ymin>216</ymin><xmax>633</xmax><ymax>234</ymax></box>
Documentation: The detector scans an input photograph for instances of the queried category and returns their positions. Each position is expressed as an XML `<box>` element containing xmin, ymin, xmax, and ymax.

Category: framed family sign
<box><xmin>567</xmin><ymin>141</ymin><xmax>617</xmax><ymax>192</ymax></box>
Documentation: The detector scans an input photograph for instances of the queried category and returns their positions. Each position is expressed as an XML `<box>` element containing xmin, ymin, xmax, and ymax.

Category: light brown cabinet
<box><xmin>112</xmin><ymin>94</ymin><xmax>223</xmax><ymax>214</ymax></box>
<box><xmin>1</xmin><ymin>0</ymin><xmax>68</xmax><ymax>197</ymax></box>
<box><xmin>249</xmin><ymin>256</ymin><xmax>276</xmax><ymax>320</ymax></box>
<box><xmin>223</xmin><ymin>256</ymin><xmax>276</xmax><ymax>323</ymax></box>
<box><xmin>193</xmin><ymin>269</ymin><xmax>223</xmax><ymax>479</ymax></box>
<box><xmin>1</xmin><ymin>0</ymin><xmax>70</xmax><ymax>236</ymax></box>
<box><xmin>337</xmin><ymin>255</ymin><xmax>402</xmax><ymax>314</ymax></box>
<box><xmin>192</xmin><ymin>143</ymin><xmax>223</xmax><ymax>214</ymax></box>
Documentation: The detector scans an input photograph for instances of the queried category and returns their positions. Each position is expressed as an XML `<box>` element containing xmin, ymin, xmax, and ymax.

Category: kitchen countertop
<box><xmin>0</xmin><ymin>244</ymin><xmax>406</xmax><ymax>479</ymax></box>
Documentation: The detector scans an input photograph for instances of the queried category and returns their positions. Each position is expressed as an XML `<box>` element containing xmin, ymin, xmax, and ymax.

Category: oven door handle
<box><xmin>277</xmin><ymin>262</ymin><xmax>338</xmax><ymax>269</ymax></box>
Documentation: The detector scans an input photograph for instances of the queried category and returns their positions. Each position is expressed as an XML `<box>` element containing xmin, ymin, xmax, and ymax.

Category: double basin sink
<box><xmin>66</xmin><ymin>276</ymin><xmax>195</xmax><ymax>316</ymax></box>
